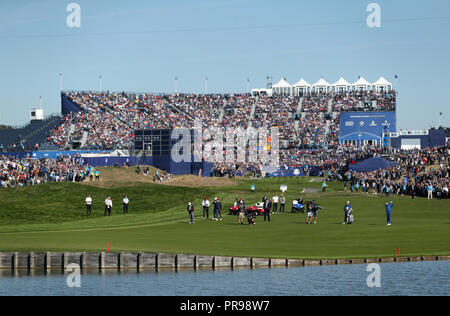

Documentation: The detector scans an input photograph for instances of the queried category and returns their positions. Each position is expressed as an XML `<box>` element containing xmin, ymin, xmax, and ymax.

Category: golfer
<box><xmin>385</xmin><ymin>201</ymin><xmax>394</xmax><ymax>226</ymax></box>
<box><xmin>202</xmin><ymin>197</ymin><xmax>210</xmax><ymax>220</ymax></box>
<box><xmin>263</xmin><ymin>197</ymin><xmax>272</xmax><ymax>222</ymax></box>
<box><xmin>306</xmin><ymin>202</ymin><xmax>314</xmax><ymax>224</ymax></box>
<box><xmin>272</xmin><ymin>194</ymin><xmax>279</xmax><ymax>214</ymax></box>
<box><xmin>312</xmin><ymin>200</ymin><xmax>321</xmax><ymax>224</ymax></box>
<box><xmin>213</xmin><ymin>198</ymin><xmax>223</xmax><ymax>221</ymax></box>
<box><xmin>279</xmin><ymin>194</ymin><xmax>286</xmax><ymax>214</ymax></box>
<box><xmin>238</xmin><ymin>205</ymin><xmax>245</xmax><ymax>225</ymax></box>
<box><xmin>187</xmin><ymin>202</ymin><xmax>194</xmax><ymax>224</ymax></box>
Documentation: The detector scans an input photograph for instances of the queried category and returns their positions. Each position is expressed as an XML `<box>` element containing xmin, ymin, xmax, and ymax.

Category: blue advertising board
<box><xmin>339</xmin><ymin>112</ymin><xmax>396</xmax><ymax>145</ymax></box>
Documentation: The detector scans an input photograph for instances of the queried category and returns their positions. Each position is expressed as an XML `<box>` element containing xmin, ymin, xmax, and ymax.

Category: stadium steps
<box><xmin>328</xmin><ymin>99</ymin><xmax>333</xmax><ymax>113</ymax></box>
<box><xmin>325</xmin><ymin>120</ymin><xmax>331</xmax><ymax>134</ymax></box>
<box><xmin>1</xmin><ymin>115</ymin><xmax>62</xmax><ymax>149</ymax></box>
<box><xmin>296</xmin><ymin>97</ymin><xmax>303</xmax><ymax>114</ymax></box>
<box><xmin>218</xmin><ymin>108</ymin><xmax>225</xmax><ymax>122</ymax></box>
<box><xmin>68</xmin><ymin>124</ymin><xmax>75</xmax><ymax>143</ymax></box>
<box><xmin>218</xmin><ymin>99</ymin><xmax>226</xmax><ymax>122</ymax></box>
<box><xmin>248</xmin><ymin>102</ymin><xmax>257</xmax><ymax>128</ymax></box>
<box><xmin>80</xmin><ymin>131</ymin><xmax>89</xmax><ymax>148</ymax></box>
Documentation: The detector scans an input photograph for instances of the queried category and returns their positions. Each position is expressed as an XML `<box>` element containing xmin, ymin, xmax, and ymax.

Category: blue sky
<box><xmin>0</xmin><ymin>0</ymin><xmax>449</xmax><ymax>129</ymax></box>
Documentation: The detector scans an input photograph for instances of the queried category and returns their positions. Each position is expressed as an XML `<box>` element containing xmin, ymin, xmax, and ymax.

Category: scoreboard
<box><xmin>134</xmin><ymin>129</ymin><xmax>195</xmax><ymax>156</ymax></box>
<box><xmin>134</xmin><ymin>129</ymin><xmax>171</xmax><ymax>156</ymax></box>
<box><xmin>134</xmin><ymin>129</ymin><xmax>212</xmax><ymax>176</ymax></box>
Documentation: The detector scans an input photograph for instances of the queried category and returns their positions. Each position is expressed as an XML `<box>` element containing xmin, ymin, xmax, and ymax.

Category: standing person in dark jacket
<box><xmin>187</xmin><ymin>202</ymin><xmax>194</xmax><ymax>224</ymax></box>
<box><xmin>85</xmin><ymin>195</ymin><xmax>92</xmax><ymax>215</ymax></box>
<box><xmin>411</xmin><ymin>184</ymin><xmax>416</xmax><ymax>199</ymax></box>
<box><xmin>263</xmin><ymin>197</ymin><xmax>272</xmax><ymax>222</ymax></box>
<box><xmin>213</xmin><ymin>197</ymin><xmax>223</xmax><ymax>221</ymax></box>
<box><xmin>104</xmin><ymin>196</ymin><xmax>112</xmax><ymax>216</ymax></box>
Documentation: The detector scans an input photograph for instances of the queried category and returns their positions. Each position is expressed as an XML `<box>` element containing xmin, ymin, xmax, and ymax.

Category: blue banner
<box><xmin>339</xmin><ymin>112</ymin><xmax>396</xmax><ymax>143</ymax></box>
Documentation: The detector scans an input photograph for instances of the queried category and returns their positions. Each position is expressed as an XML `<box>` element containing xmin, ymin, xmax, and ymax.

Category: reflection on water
<box><xmin>0</xmin><ymin>261</ymin><xmax>448</xmax><ymax>296</ymax></box>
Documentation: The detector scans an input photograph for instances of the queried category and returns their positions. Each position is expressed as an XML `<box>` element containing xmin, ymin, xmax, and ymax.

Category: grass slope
<box><xmin>0</xmin><ymin>175</ymin><xmax>449</xmax><ymax>259</ymax></box>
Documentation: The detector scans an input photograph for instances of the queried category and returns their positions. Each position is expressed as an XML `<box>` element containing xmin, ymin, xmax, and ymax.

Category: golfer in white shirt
<box><xmin>104</xmin><ymin>197</ymin><xmax>112</xmax><ymax>216</ymax></box>
<box><xmin>202</xmin><ymin>197</ymin><xmax>210</xmax><ymax>219</ymax></box>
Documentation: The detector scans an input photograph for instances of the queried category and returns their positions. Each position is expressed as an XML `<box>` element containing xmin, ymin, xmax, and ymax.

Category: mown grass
<box><xmin>0</xmin><ymin>175</ymin><xmax>448</xmax><ymax>259</ymax></box>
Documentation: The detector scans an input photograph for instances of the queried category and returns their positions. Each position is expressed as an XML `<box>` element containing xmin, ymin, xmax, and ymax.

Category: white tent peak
<box><xmin>313</xmin><ymin>78</ymin><xmax>330</xmax><ymax>86</ymax></box>
<box><xmin>272</xmin><ymin>78</ymin><xmax>291</xmax><ymax>88</ymax></box>
<box><xmin>293</xmin><ymin>78</ymin><xmax>311</xmax><ymax>87</ymax></box>
<box><xmin>352</xmin><ymin>76</ymin><xmax>371</xmax><ymax>86</ymax></box>
<box><xmin>333</xmin><ymin>77</ymin><xmax>351</xmax><ymax>86</ymax></box>
<box><xmin>372</xmin><ymin>76</ymin><xmax>392</xmax><ymax>86</ymax></box>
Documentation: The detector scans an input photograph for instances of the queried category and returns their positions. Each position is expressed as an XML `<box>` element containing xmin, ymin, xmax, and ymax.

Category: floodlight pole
<box><xmin>59</xmin><ymin>73</ymin><xmax>63</xmax><ymax>92</ymax></box>
<box><xmin>175</xmin><ymin>76</ymin><xmax>178</xmax><ymax>94</ymax></box>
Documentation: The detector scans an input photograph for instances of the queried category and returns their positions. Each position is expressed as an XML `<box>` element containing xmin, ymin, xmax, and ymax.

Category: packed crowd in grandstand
<box><xmin>1</xmin><ymin>88</ymin><xmax>448</xmax><ymax>199</ymax></box>
<box><xmin>47</xmin><ymin>90</ymin><xmax>396</xmax><ymax>152</ymax></box>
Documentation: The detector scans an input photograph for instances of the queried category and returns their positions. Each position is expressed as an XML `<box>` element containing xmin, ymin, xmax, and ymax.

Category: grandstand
<box><xmin>0</xmin><ymin>75</ymin><xmax>403</xmax><ymax>175</ymax></box>
<box><xmin>0</xmin><ymin>113</ymin><xmax>61</xmax><ymax>152</ymax></box>
<box><xmin>54</xmin><ymin>83</ymin><xmax>397</xmax><ymax>152</ymax></box>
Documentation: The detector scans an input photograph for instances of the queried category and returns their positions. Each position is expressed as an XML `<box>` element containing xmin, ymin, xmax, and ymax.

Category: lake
<box><xmin>0</xmin><ymin>260</ymin><xmax>448</xmax><ymax>296</ymax></box>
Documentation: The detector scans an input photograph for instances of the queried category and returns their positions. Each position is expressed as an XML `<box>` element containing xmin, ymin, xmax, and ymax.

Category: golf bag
<box><xmin>347</xmin><ymin>212</ymin><xmax>354</xmax><ymax>224</ymax></box>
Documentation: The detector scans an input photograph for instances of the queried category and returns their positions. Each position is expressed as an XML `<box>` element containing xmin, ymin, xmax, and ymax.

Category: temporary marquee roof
<box><xmin>332</xmin><ymin>77</ymin><xmax>351</xmax><ymax>87</ymax></box>
<box><xmin>352</xmin><ymin>76</ymin><xmax>371</xmax><ymax>87</ymax></box>
<box><xmin>272</xmin><ymin>78</ymin><xmax>292</xmax><ymax>88</ymax></box>
<box><xmin>293</xmin><ymin>78</ymin><xmax>311</xmax><ymax>87</ymax></box>
<box><xmin>372</xmin><ymin>76</ymin><xmax>392</xmax><ymax>86</ymax></box>
<box><xmin>312</xmin><ymin>78</ymin><xmax>331</xmax><ymax>87</ymax></box>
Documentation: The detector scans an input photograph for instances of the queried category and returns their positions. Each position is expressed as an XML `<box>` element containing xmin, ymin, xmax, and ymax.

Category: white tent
<box><xmin>332</xmin><ymin>77</ymin><xmax>351</xmax><ymax>93</ymax></box>
<box><xmin>312</xmin><ymin>78</ymin><xmax>331</xmax><ymax>93</ymax></box>
<box><xmin>272</xmin><ymin>78</ymin><xmax>292</xmax><ymax>96</ymax></box>
<box><xmin>293</xmin><ymin>78</ymin><xmax>311</xmax><ymax>95</ymax></box>
<box><xmin>372</xmin><ymin>76</ymin><xmax>392</xmax><ymax>92</ymax></box>
<box><xmin>352</xmin><ymin>77</ymin><xmax>371</xmax><ymax>91</ymax></box>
